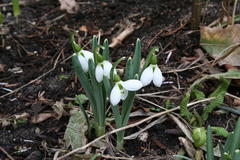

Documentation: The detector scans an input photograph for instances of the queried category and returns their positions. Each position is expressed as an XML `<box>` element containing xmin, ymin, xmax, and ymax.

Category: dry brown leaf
<box><xmin>59</xmin><ymin>0</ymin><xmax>79</xmax><ymax>14</ymax></box>
<box><xmin>200</xmin><ymin>24</ymin><xmax>240</xmax><ymax>66</ymax></box>
<box><xmin>52</xmin><ymin>100</ymin><xmax>68</xmax><ymax>119</ymax></box>
<box><xmin>31</xmin><ymin>113</ymin><xmax>56</xmax><ymax>124</ymax></box>
<box><xmin>179</xmin><ymin>137</ymin><xmax>196</xmax><ymax>159</ymax></box>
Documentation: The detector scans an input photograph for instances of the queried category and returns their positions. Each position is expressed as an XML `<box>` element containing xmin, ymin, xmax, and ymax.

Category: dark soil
<box><xmin>0</xmin><ymin>0</ymin><xmax>239</xmax><ymax>159</ymax></box>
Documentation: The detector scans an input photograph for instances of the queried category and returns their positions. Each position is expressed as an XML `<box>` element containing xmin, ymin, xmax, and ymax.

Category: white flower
<box><xmin>77</xmin><ymin>50</ymin><xmax>94</xmax><ymax>72</ymax></box>
<box><xmin>110</xmin><ymin>80</ymin><xmax>143</xmax><ymax>106</ymax></box>
<box><xmin>95</xmin><ymin>60</ymin><xmax>113</xmax><ymax>82</ymax></box>
<box><xmin>140</xmin><ymin>64</ymin><xmax>163</xmax><ymax>87</ymax></box>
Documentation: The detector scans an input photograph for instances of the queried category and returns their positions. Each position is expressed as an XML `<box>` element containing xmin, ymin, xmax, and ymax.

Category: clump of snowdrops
<box><xmin>72</xmin><ymin>35</ymin><xmax>164</xmax><ymax>149</ymax></box>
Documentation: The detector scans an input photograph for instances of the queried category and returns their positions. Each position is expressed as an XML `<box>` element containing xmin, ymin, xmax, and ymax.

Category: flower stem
<box><xmin>95</xmin><ymin>125</ymin><xmax>105</xmax><ymax>137</ymax></box>
<box><xmin>116</xmin><ymin>131</ymin><xmax>125</xmax><ymax>150</ymax></box>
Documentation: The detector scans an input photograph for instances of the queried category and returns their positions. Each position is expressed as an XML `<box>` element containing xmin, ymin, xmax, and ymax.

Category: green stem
<box><xmin>95</xmin><ymin>124</ymin><xmax>105</xmax><ymax>137</ymax></box>
<box><xmin>191</xmin><ymin>0</ymin><xmax>202</xmax><ymax>30</ymax></box>
<box><xmin>116</xmin><ymin>131</ymin><xmax>125</xmax><ymax>150</ymax></box>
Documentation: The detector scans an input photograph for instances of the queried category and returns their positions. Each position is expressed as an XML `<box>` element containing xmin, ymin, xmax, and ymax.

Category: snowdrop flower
<box><xmin>95</xmin><ymin>60</ymin><xmax>113</xmax><ymax>82</ymax></box>
<box><xmin>140</xmin><ymin>55</ymin><xmax>163</xmax><ymax>87</ymax></box>
<box><xmin>110</xmin><ymin>76</ymin><xmax>143</xmax><ymax>106</ymax></box>
<box><xmin>77</xmin><ymin>50</ymin><xmax>94</xmax><ymax>72</ymax></box>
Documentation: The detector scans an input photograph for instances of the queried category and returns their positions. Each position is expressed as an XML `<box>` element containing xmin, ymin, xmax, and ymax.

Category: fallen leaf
<box><xmin>179</xmin><ymin>137</ymin><xmax>196</xmax><ymax>159</ymax></box>
<box><xmin>58</xmin><ymin>0</ymin><xmax>79</xmax><ymax>14</ymax></box>
<box><xmin>31</xmin><ymin>113</ymin><xmax>56</xmax><ymax>123</ymax></box>
<box><xmin>52</xmin><ymin>100</ymin><xmax>67</xmax><ymax>119</ymax></box>
<box><xmin>200</xmin><ymin>24</ymin><xmax>240</xmax><ymax>66</ymax></box>
<box><xmin>64</xmin><ymin>109</ymin><xmax>88</xmax><ymax>150</ymax></box>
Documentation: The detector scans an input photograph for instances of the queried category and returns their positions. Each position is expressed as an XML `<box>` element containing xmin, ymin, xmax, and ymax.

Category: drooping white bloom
<box><xmin>110</xmin><ymin>80</ymin><xmax>143</xmax><ymax>106</ymax></box>
<box><xmin>77</xmin><ymin>50</ymin><xmax>94</xmax><ymax>72</ymax></box>
<box><xmin>95</xmin><ymin>60</ymin><xmax>113</xmax><ymax>82</ymax></box>
<box><xmin>140</xmin><ymin>64</ymin><xmax>163</xmax><ymax>87</ymax></box>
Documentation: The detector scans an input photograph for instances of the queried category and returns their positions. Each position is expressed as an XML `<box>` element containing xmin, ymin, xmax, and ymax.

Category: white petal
<box><xmin>82</xmin><ymin>50</ymin><xmax>94</xmax><ymax>62</ymax></box>
<box><xmin>153</xmin><ymin>66</ymin><xmax>163</xmax><ymax>87</ymax></box>
<box><xmin>95</xmin><ymin>64</ymin><xmax>104</xmax><ymax>82</ymax></box>
<box><xmin>78</xmin><ymin>55</ymin><xmax>89</xmax><ymax>72</ymax></box>
<box><xmin>103</xmin><ymin>61</ymin><xmax>112</xmax><ymax>79</ymax></box>
<box><xmin>121</xmin><ymin>80</ymin><xmax>143</xmax><ymax>91</ymax></box>
<box><xmin>110</xmin><ymin>85</ymin><xmax>121</xmax><ymax>106</ymax></box>
<box><xmin>121</xmin><ymin>89</ymin><xmax>128</xmax><ymax>100</ymax></box>
<box><xmin>140</xmin><ymin>65</ymin><xmax>153</xmax><ymax>86</ymax></box>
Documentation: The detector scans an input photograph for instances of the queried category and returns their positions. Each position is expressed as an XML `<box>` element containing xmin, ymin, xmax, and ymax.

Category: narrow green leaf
<box><xmin>206</xmin><ymin>126</ymin><xmax>214</xmax><ymax>160</ymax></box>
<box><xmin>12</xmin><ymin>0</ymin><xmax>21</xmax><ymax>17</ymax></box>
<box><xmin>229</xmin><ymin>118</ymin><xmax>240</xmax><ymax>157</ymax></box>
<box><xmin>103</xmin><ymin>76</ymin><xmax>111</xmax><ymax>98</ymax></box>
<box><xmin>110</xmin><ymin>57</ymin><xmax>126</xmax><ymax>82</ymax></box>
<box><xmin>92</xmin><ymin>35</ymin><xmax>98</xmax><ymax>63</ymax></box>
<box><xmin>233</xmin><ymin>149</ymin><xmax>240</xmax><ymax>160</ymax></box>
<box><xmin>88</xmin><ymin>59</ymin><xmax>105</xmax><ymax>127</ymax></box>
<box><xmin>72</xmin><ymin>54</ymin><xmax>98</xmax><ymax>121</ymax></box>
<box><xmin>111</xmin><ymin>104</ymin><xmax>122</xmax><ymax>129</ymax></box>
<box><xmin>103</xmin><ymin>39</ymin><xmax>109</xmax><ymax>60</ymax></box>
<box><xmin>0</xmin><ymin>12</ymin><xmax>4</xmax><ymax>24</ymax></box>
<box><xmin>70</xmin><ymin>33</ymin><xmax>81</xmax><ymax>52</ymax></box>
<box><xmin>132</xmin><ymin>39</ymin><xmax>141</xmax><ymax>77</ymax></box>
<box><xmin>124</xmin><ymin>57</ymin><xmax>133</xmax><ymax>80</ymax></box>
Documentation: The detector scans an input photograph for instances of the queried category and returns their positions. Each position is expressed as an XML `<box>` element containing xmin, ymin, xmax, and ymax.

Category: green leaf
<box><xmin>0</xmin><ymin>12</ymin><xmax>4</xmax><ymax>24</ymax></box>
<box><xmin>206</xmin><ymin>126</ymin><xmax>214</xmax><ymax>160</ymax></box>
<box><xmin>233</xmin><ymin>149</ymin><xmax>240</xmax><ymax>160</ymax></box>
<box><xmin>211</xmin><ymin>127</ymin><xmax>229</xmax><ymax>137</ymax></box>
<box><xmin>92</xmin><ymin>35</ymin><xmax>98</xmax><ymax>63</ymax></box>
<box><xmin>180</xmin><ymin>92</ymin><xmax>193</xmax><ymax>121</ymax></box>
<box><xmin>64</xmin><ymin>109</ymin><xmax>88</xmax><ymax>150</ymax></box>
<box><xmin>70</xmin><ymin>33</ymin><xmax>81</xmax><ymax>52</ymax></box>
<box><xmin>229</xmin><ymin>118</ymin><xmax>240</xmax><ymax>157</ymax></box>
<box><xmin>74</xmin><ymin>94</ymin><xmax>88</xmax><ymax>105</ymax></box>
<box><xmin>110</xmin><ymin>57</ymin><xmax>126</xmax><ymax>82</ymax></box>
<box><xmin>192</xmin><ymin>127</ymin><xmax>206</xmax><ymax>147</ymax></box>
<box><xmin>189</xmin><ymin>70</ymin><xmax>240</xmax><ymax>91</ymax></box>
<box><xmin>202</xmin><ymin>78</ymin><xmax>230</xmax><ymax>121</ymax></box>
<box><xmin>103</xmin><ymin>39</ymin><xmax>109</xmax><ymax>60</ymax></box>
<box><xmin>132</xmin><ymin>39</ymin><xmax>141</xmax><ymax>77</ymax></box>
<box><xmin>124</xmin><ymin>57</ymin><xmax>133</xmax><ymax>80</ymax></box>
<box><xmin>12</xmin><ymin>0</ymin><xmax>21</xmax><ymax>17</ymax></box>
<box><xmin>72</xmin><ymin>54</ymin><xmax>98</xmax><ymax>121</ymax></box>
<box><xmin>192</xmin><ymin>87</ymin><xmax>205</xmax><ymax>100</ymax></box>
<box><xmin>200</xmin><ymin>25</ymin><xmax>240</xmax><ymax>66</ymax></box>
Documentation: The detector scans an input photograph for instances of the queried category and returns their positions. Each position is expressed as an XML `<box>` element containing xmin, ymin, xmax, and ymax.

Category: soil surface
<box><xmin>0</xmin><ymin>0</ymin><xmax>239</xmax><ymax>159</ymax></box>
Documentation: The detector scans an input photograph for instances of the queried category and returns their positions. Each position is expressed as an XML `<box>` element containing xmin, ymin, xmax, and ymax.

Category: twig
<box><xmin>56</xmin><ymin>97</ymin><xmax>216</xmax><ymax>160</ymax></box>
<box><xmin>0</xmin><ymin>146</ymin><xmax>15</xmax><ymax>160</ymax></box>
<box><xmin>232</xmin><ymin>0</ymin><xmax>238</xmax><ymax>25</ymax></box>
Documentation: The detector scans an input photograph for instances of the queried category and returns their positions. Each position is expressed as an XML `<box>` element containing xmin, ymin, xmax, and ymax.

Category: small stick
<box><xmin>0</xmin><ymin>146</ymin><xmax>15</xmax><ymax>160</ymax></box>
